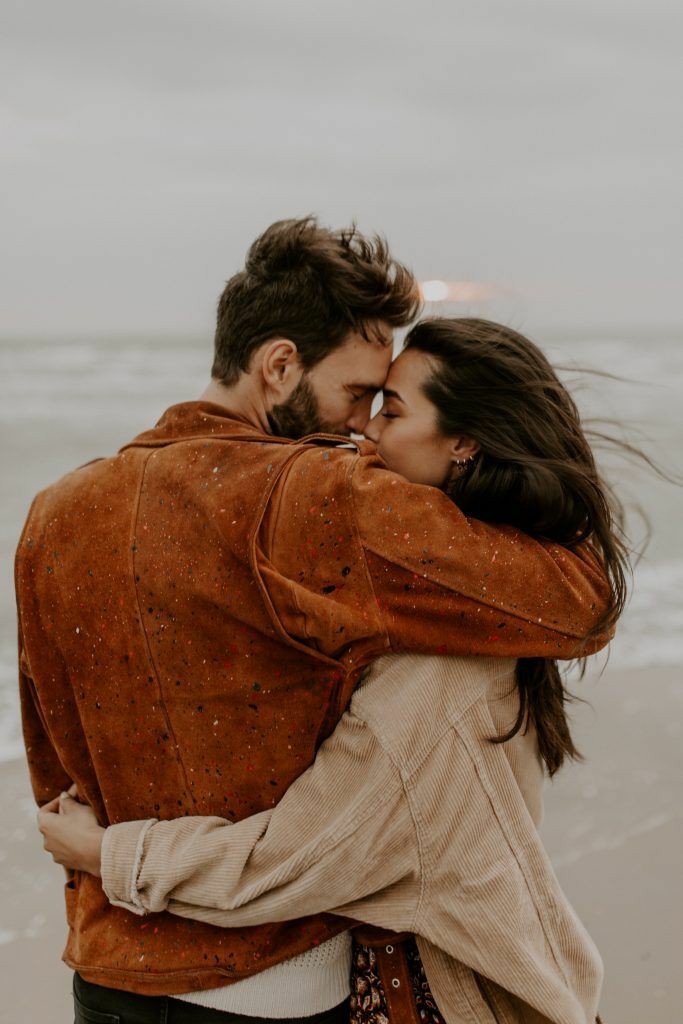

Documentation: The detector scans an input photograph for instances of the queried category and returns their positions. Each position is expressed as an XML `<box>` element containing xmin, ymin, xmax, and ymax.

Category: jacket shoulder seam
<box><xmin>129</xmin><ymin>451</ymin><xmax>199</xmax><ymax>812</ymax></box>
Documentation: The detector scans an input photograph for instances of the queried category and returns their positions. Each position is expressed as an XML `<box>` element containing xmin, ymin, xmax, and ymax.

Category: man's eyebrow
<box><xmin>382</xmin><ymin>388</ymin><xmax>405</xmax><ymax>404</ymax></box>
<box><xmin>347</xmin><ymin>383</ymin><xmax>382</xmax><ymax>394</ymax></box>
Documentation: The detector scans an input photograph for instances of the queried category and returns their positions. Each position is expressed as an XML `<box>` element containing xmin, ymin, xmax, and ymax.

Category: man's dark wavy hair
<box><xmin>212</xmin><ymin>217</ymin><xmax>421</xmax><ymax>385</ymax></box>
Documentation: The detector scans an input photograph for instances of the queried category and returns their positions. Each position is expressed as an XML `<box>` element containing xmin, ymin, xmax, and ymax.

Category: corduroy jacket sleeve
<box><xmin>102</xmin><ymin>705</ymin><xmax>419</xmax><ymax>924</ymax></box>
<box><xmin>348</xmin><ymin>456</ymin><xmax>612</xmax><ymax>660</ymax></box>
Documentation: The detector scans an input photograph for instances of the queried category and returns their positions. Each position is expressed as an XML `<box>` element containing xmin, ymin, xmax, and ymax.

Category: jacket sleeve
<box><xmin>349</xmin><ymin>456</ymin><xmax>613</xmax><ymax>660</ymax></box>
<box><xmin>101</xmin><ymin>708</ymin><xmax>419</xmax><ymax>932</ymax></box>
<box><xmin>18</xmin><ymin>632</ymin><xmax>72</xmax><ymax>805</ymax></box>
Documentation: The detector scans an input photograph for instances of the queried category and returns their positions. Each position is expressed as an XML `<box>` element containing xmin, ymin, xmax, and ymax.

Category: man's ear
<box><xmin>259</xmin><ymin>338</ymin><xmax>301</xmax><ymax>393</ymax></box>
<box><xmin>449</xmin><ymin>435</ymin><xmax>480</xmax><ymax>463</ymax></box>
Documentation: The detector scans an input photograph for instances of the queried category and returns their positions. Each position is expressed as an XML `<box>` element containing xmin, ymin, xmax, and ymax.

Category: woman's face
<box><xmin>365</xmin><ymin>347</ymin><xmax>475</xmax><ymax>487</ymax></box>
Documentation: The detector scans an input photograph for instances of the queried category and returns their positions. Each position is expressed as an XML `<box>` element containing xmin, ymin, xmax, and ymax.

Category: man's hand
<box><xmin>37</xmin><ymin>788</ymin><xmax>105</xmax><ymax>877</ymax></box>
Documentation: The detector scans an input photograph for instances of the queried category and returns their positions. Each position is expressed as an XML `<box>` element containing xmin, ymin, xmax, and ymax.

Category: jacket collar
<box><xmin>120</xmin><ymin>401</ymin><xmax>293</xmax><ymax>451</ymax></box>
<box><xmin>120</xmin><ymin>401</ymin><xmax>372</xmax><ymax>455</ymax></box>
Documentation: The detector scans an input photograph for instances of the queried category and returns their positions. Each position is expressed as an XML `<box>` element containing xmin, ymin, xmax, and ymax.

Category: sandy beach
<box><xmin>1</xmin><ymin>663</ymin><xmax>680</xmax><ymax>1023</ymax></box>
<box><xmin>0</xmin><ymin>757</ymin><xmax>72</xmax><ymax>1022</ymax></box>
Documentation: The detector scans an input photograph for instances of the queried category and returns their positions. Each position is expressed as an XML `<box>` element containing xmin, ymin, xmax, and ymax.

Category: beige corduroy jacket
<box><xmin>102</xmin><ymin>653</ymin><xmax>603</xmax><ymax>1024</ymax></box>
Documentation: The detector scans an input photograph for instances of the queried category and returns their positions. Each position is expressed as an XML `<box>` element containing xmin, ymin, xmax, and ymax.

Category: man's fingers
<box><xmin>67</xmin><ymin>782</ymin><xmax>79</xmax><ymax>799</ymax></box>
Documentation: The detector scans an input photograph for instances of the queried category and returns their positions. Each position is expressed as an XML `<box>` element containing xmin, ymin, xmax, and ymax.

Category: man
<box><xmin>17</xmin><ymin>217</ymin><xmax>611</xmax><ymax>1023</ymax></box>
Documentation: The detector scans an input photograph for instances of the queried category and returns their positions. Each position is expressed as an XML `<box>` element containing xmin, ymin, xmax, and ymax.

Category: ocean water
<box><xmin>1</xmin><ymin>332</ymin><xmax>681</xmax><ymax>762</ymax></box>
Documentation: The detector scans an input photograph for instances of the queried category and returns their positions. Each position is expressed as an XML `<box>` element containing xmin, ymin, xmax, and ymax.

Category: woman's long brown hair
<box><xmin>405</xmin><ymin>317</ymin><xmax>632</xmax><ymax>776</ymax></box>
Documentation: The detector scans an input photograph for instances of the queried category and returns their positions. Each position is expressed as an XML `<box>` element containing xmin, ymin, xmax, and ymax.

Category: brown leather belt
<box><xmin>353</xmin><ymin>927</ymin><xmax>420</xmax><ymax>1024</ymax></box>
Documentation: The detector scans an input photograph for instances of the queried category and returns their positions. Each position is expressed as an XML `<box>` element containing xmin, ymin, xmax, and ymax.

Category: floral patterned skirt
<box><xmin>349</xmin><ymin>936</ymin><xmax>445</xmax><ymax>1024</ymax></box>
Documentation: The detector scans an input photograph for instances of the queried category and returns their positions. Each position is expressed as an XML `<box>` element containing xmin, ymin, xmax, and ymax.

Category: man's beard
<box><xmin>267</xmin><ymin>375</ymin><xmax>335</xmax><ymax>439</ymax></box>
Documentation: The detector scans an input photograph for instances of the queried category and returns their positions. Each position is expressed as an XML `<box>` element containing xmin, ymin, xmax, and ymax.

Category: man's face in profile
<box><xmin>269</xmin><ymin>323</ymin><xmax>394</xmax><ymax>439</ymax></box>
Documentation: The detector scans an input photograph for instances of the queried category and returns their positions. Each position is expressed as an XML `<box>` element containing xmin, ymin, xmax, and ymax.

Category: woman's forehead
<box><xmin>386</xmin><ymin>347</ymin><xmax>429</xmax><ymax>390</ymax></box>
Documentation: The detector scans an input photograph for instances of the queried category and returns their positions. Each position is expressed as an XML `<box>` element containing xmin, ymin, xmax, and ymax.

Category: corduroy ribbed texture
<box><xmin>103</xmin><ymin>654</ymin><xmax>603</xmax><ymax>1024</ymax></box>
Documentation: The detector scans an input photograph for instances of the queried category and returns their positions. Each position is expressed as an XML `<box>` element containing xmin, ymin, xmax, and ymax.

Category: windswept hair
<box><xmin>406</xmin><ymin>317</ymin><xmax>634</xmax><ymax>776</ymax></box>
<box><xmin>212</xmin><ymin>217</ymin><xmax>421</xmax><ymax>384</ymax></box>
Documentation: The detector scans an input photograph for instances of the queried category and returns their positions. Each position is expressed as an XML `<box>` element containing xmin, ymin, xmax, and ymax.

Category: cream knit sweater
<box><xmin>174</xmin><ymin>930</ymin><xmax>351</xmax><ymax>1017</ymax></box>
<box><xmin>102</xmin><ymin>654</ymin><xmax>603</xmax><ymax>1024</ymax></box>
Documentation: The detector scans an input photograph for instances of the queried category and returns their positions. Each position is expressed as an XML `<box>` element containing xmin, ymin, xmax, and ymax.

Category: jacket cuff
<box><xmin>101</xmin><ymin>819</ymin><xmax>157</xmax><ymax>915</ymax></box>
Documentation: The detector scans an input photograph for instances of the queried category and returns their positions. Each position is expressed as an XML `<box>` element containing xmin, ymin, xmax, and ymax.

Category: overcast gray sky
<box><xmin>2</xmin><ymin>0</ymin><xmax>681</xmax><ymax>336</ymax></box>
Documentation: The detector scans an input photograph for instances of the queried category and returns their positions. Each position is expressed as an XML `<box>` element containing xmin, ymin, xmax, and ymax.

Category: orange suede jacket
<box><xmin>15</xmin><ymin>401</ymin><xmax>611</xmax><ymax>996</ymax></box>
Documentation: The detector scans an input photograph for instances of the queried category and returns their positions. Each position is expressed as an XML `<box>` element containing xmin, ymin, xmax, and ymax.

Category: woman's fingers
<box><xmin>37</xmin><ymin>807</ymin><xmax>72</xmax><ymax>866</ymax></box>
<box><xmin>59</xmin><ymin>791</ymin><xmax>77</xmax><ymax>814</ymax></box>
<box><xmin>37</xmin><ymin>806</ymin><xmax>67</xmax><ymax>862</ymax></box>
<box><xmin>36</xmin><ymin>796</ymin><xmax>105</xmax><ymax>875</ymax></box>
<box><xmin>38</xmin><ymin>794</ymin><xmax>61</xmax><ymax>816</ymax></box>
<box><xmin>37</xmin><ymin>779</ymin><xmax>82</xmax><ymax>823</ymax></box>
<box><xmin>58</xmin><ymin>793</ymin><xmax>99</xmax><ymax>826</ymax></box>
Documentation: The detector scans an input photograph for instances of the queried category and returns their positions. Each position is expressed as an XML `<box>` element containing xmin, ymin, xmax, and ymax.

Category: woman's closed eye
<box><xmin>380</xmin><ymin>401</ymin><xmax>400</xmax><ymax>420</ymax></box>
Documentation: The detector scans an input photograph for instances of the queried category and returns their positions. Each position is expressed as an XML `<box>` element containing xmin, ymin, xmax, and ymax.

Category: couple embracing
<box><xmin>19</xmin><ymin>217</ymin><xmax>621</xmax><ymax>1024</ymax></box>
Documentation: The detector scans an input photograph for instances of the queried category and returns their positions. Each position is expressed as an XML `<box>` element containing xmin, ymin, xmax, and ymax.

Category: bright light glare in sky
<box><xmin>420</xmin><ymin>280</ymin><xmax>450</xmax><ymax>302</ymax></box>
<box><xmin>420</xmin><ymin>280</ymin><xmax>496</xmax><ymax>303</ymax></box>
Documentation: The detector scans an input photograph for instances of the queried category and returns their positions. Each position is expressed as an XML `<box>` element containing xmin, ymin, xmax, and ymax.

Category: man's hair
<box><xmin>212</xmin><ymin>217</ymin><xmax>421</xmax><ymax>385</ymax></box>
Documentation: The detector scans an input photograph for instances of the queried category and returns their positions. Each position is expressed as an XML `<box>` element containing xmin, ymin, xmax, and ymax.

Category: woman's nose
<box><xmin>345</xmin><ymin>394</ymin><xmax>375</xmax><ymax>436</ymax></box>
<box><xmin>363</xmin><ymin>412</ymin><xmax>383</xmax><ymax>443</ymax></box>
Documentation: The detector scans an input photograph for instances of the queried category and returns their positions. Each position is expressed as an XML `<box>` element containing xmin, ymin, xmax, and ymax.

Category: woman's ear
<box><xmin>449</xmin><ymin>435</ymin><xmax>480</xmax><ymax>464</ymax></box>
<box><xmin>260</xmin><ymin>338</ymin><xmax>301</xmax><ymax>395</ymax></box>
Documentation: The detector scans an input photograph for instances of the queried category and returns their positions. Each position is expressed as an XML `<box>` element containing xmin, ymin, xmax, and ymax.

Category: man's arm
<box><xmin>259</xmin><ymin>449</ymin><xmax>612</xmax><ymax>665</ymax></box>
<box><xmin>349</xmin><ymin>457</ymin><xmax>612</xmax><ymax>659</ymax></box>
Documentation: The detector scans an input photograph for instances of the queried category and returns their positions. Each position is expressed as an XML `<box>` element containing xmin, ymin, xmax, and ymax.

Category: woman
<box><xmin>41</xmin><ymin>318</ymin><xmax>623</xmax><ymax>1024</ymax></box>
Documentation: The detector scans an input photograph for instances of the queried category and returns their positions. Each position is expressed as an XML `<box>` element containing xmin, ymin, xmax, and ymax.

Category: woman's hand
<box><xmin>37</xmin><ymin>787</ymin><xmax>105</xmax><ymax>877</ymax></box>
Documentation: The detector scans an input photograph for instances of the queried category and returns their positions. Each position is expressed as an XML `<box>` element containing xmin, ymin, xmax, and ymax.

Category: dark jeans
<box><xmin>73</xmin><ymin>974</ymin><xmax>350</xmax><ymax>1024</ymax></box>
